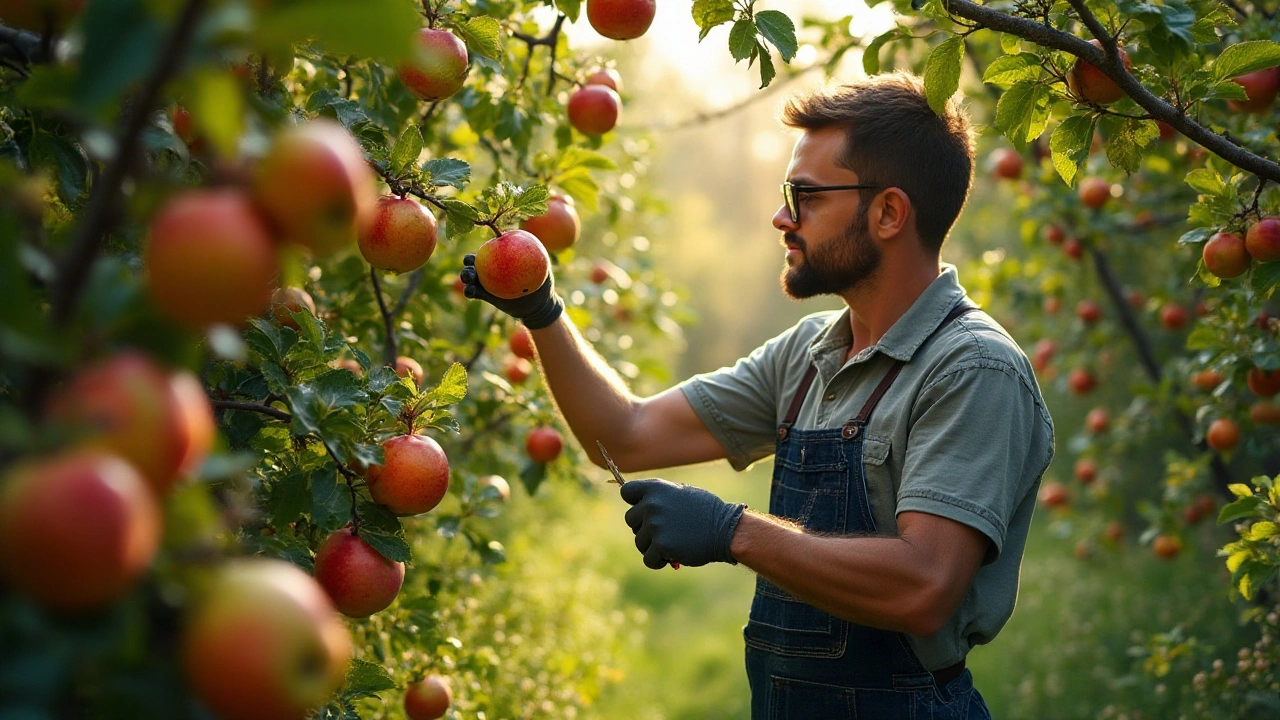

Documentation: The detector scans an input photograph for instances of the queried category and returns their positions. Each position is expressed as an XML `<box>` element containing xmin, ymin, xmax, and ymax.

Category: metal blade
<box><xmin>596</xmin><ymin>440</ymin><xmax>626</xmax><ymax>485</ymax></box>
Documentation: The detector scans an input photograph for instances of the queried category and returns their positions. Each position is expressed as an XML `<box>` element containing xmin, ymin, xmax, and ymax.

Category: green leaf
<box><xmin>427</xmin><ymin>363</ymin><xmax>468</xmax><ymax>406</ymax></box>
<box><xmin>1000</xmin><ymin>32</ymin><xmax>1020</xmax><ymax>54</ymax></box>
<box><xmin>494</xmin><ymin>102</ymin><xmax>528</xmax><ymax>142</ymax></box>
<box><xmin>246</xmin><ymin>319</ymin><xmax>293</xmax><ymax>364</ymax></box>
<box><xmin>1251</xmin><ymin>261</ymin><xmax>1280</xmax><ymax>300</ymax></box>
<box><xmin>390</xmin><ymin>126</ymin><xmax>424</xmax><ymax>177</ymax></box>
<box><xmin>728</xmin><ymin>18</ymin><xmax>758</xmax><ymax>62</ymax></box>
<box><xmin>440</xmin><ymin>197</ymin><xmax>481</xmax><ymax>228</ymax></box>
<box><xmin>1211</xmin><ymin>40</ymin><xmax>1280</xmax><ymax>81</ymax></box>
<box><xmin>456</xmin><ymin>16</ymin><xmax>503</xmax><ymax>61</ymax></box>
<box><xmin>554</xmin><ymin>0</ymin><xmax>582</xmax><ymax>23</ymax></box>
<box><xmin>1049</xmin><ymin>114</ymin><xmax>1095</xmax><ymax>186</ymax></box>
<box><xmin>923</xmin><ymin>37</ymin><xmax>964</xmax><ymax>116</ymax></box>
<box><xmin>312</xmin><ymin>370</ymin><xmax>368</xmax><ymax>412</ymax></box>
<box><xmin>1105</xmin><ymin>118</ymin><xmax>1159</xmax><ymax>174</ymax></box>
<box><xmin>254</xmin><ymin>0</ymin><xmax>419</xmax><ymax>63</ymax></box>
<box><xmin>1246</xmin><ymin>521</ymin><xmax>1278</xmax><ymax>540</ymax></box>
<box><xmin>75</xmin><ymin>0</ymin><xmax>162</xmax><ymax>111</ymax></box>
<box><xmin>269</xmin><ymin>469</ymin><xmax>311</xmax><ymax>527</ymax></box>
<box><xmin>692</xmin><ymin>0</ymin><xmax>735</xmax><ymax>41</ymax></box>
<box><xmin>189</xmin><ymin>69</ymin><xmax>244</xmax><ymax>160</ymax></box>
<box><xmin>982</xmin><ymin>53</ymin><xmax>1041</xmax><ymax>88</ymax></box>
<box><xmin>1177</xmin><ymin>227</ymin><xmax>1213</xmax><ymax>246</ymax></box>
<box><xmin>1185</xmin><ymin>325</ymin><xmax>1217</xmax><ymax>350</ymax></box>
<box><xmin>26</xmin><ymin>131</ymin><xmax>87</xmax><ymax>204</ymax></box>
<box><xmin>755</xmin><ymin>11</ymin><xmax>797</xmax><ymax>63</ymax></box>
<box><xmin>756</xmin><ymin>41</ymin><xmax>776</xmax><ymax>89</ymax></box>
<box><xmin>863</xmin><ymin>30</ymin><xmax>895</xmax><ymax>76</ymax></box>
<box><xmin>550</xmin><ymin>166</ymin><xmax>601</xmax><ymax>212</ymax></box>
<box><xmin>520</xmin><ymin>460</ymin><xmax>548</xmax><ymax>495</ymax></box>
<box><xmin>344</xmin><ymin>660</ymin><xmax>396</xmax><ymax>699</ymax></box>
<box><xmin>422</xmin><ymin>158</ymin><xmax>471</xmax><ymax>190</ymax></box>
<box><xmin>556</xmin><ymin>147</ymin><xmax>617</xmax><ymax>171</ymax></box>
<box><xmin>995</xmin><ymin>81</ymin><xmax>1051</xmax><ymax>146</ymax></box>
<box><xmin>310</xmin><ymin>467</ymin><xmax>350</xmax><ymax>527</ymax></box>
<box><xmin>1185</xmin><ymin>168</ymin><xmax>1227</xmax><ymax>196</ymax></box>
<box><xmin>356</xmin><ymin>502</ymin><xmax>410</xmax><ymax>563</ymax></box>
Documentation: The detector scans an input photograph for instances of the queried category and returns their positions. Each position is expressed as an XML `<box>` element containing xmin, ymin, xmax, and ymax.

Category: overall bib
<box><xmin>744</xmin><ymin>304</ymin><xmax>992</xmax><ymax>719</ymax></box>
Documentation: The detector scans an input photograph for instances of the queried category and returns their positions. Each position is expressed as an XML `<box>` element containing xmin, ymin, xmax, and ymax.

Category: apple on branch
<box><xmin>405</xmin><ymin>675</ymin><xmax>453</xmax><ymax>720</ymax></box>
<box><xmin>568</xmin><ymin>85</ymin><xmax>621</xmax><ymax>136</ymax></box>
<box><xmin>368</xmin><ymin>434</ymin><xmax>451</xmax><ymax>516</ymax></box>
<box><xmin>398</xmin><ymin>28</ymin><xmax>470</xmax><ymax>101</ymax></box>
<box><xmin>395</xmin><ymin>356</ymin><xmax>425</xmax><ymax>387</ymax></box>
<box><xmin>313</xmin><ymin>527</ymin><xmax>405</xmax><ymax>618</ymax></box>
<box><xmin>586</xmin><ymin>0</ymin><xmax>656</xmax><ymax>41</ymax></box>
<box><xmin>474</xmin><ymin>230</ymin><xmax>551</xmax><ymax>299</ymax></box>
<box><xmin>520</xmin><ymin>193</ymin><xmax>580</xmax><ymax>253</ymax></box>
<box><xmin>271</xmin><ymin>287</ymin><xmax>317</xmax><ymax>330</ymax></box>
<box><xmin>359</xmin><ymin>195</ymin><xmax>439</xmax><ymax>273</ymax></box>
<box><xmin>525</xmin><ymin>425</ymin><xmax>564</xmax><ymax>463</ymax></box>
<box><xmin>1246</xmin><ymin>217</ymin><xmax>1280</xmax><ymax>263</ymax></box>
<box><xmin>1202</xmin><ymin>231</ymin><xmax>1252</xmax><ymax>279</ymax></box>
<box><xmin>584</xmin><ymin>67</ymin><xmax>623</xmax><ymax>93</ymax></box>
<box><xmin>1067</xmin><ymin>39</ymin><xmax>1132</xmax><ymax>105</ymax></box>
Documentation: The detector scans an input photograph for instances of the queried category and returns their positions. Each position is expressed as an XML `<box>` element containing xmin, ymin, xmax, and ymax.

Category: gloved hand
<box><xmin>459</xmin><ymin>254</ymin><xmax>564</xmax><ymax>330</ymax></box>
<box><xmin>621</xmin><ymin>479</ymin><xmax>746</xmax><ymax>569</ymax></box>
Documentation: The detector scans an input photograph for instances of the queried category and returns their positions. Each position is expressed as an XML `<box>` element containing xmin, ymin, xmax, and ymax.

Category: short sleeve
<box><xmin>895</xmin><ymin>361</ymin><xmax>1052</xmax><ymax>563</ymax></box>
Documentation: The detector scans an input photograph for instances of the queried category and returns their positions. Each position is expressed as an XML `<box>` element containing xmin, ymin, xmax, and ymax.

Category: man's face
<box><xmin>772</xmin><ymin>127</ymin><xmax>881</xmax><ymax>300</ymax></box>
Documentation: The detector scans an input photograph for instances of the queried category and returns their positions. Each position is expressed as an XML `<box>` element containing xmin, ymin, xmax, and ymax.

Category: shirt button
<box><xmin>824</xmin><ymin>392</ymin><xmax>836</xmax><ymax>401</ymax></box>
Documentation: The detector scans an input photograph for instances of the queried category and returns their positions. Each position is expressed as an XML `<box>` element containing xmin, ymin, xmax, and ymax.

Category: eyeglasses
<box><xmin>781</xmin><ymin>181</ymin><xmax>881</xmax><ymax>224</ymax></box>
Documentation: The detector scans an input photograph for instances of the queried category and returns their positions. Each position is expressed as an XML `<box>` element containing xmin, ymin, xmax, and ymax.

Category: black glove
<box><xmin>621</xmin><ymin>479</ymin><xmax>746</xmax><ymax>569</ymax></box>
<box><xmin>459</xmin><ymin>254</ymin><xmax>564</xmax><ymax>330</ymax></box>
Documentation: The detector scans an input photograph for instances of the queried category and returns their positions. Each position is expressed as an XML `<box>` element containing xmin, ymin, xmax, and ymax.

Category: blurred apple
<box><xmin>504</xmin><ymin>355</ymin><xmax>533</xmax><ymax>384</ymax></box>
<box><xmin>1227</xmin><ymin>67</ymin><xmax>1280</xmax><ymax>113</ymax></box>
<box><xmin>1247</xmin><ymin>367</ymin><xmax>1280</xmax><ymax>397</ymax></box>
<box><xmin>474</xmin><ymin>230</ymin><xmax>551</xmax><ymax>300</ymax></box>
<box><xmin>359</xmin><ymin>196</ymin><xmax>439</xmax><ymax>273</ymax></box>
<box><xmin>313</xmin><ymin>527</ymin><xmax>405</xmax><ymax>618</ymax></box>
<box><xmin>509</xmin><ymin>325</ymin><xmax>535</xmax><ymax>360</ymax></box>
<box><xmin>1074</xmin><ymin>458</ymin><xmax>1097</xmax><ymax>484</ymax></box>
<box><xmin>368</xmin><ymin>434</ymin><xmax>450</xmax><ymax>515</ymax></box>
<box><xmin>1076</xmin><ymin>299</ymin><xmax>1102</xmax><ymax>325</ymax></box>
<box><xmin>1068</xmin><ymin>367</ymin><xmax>1096</xmax><ymax>395</ymax></box>
<box><xmin>989</xmin><ymin>148</ymin><xmax>1022</xmax><ymax>180</ymax></box>
<box><xmin>1152</xmin><ymin>534</ymin><xmax>1182</xmax><ymax>560</ymax></box>
<box><xmin>585</xmin><ymin>67</ymin><xmax>622</xmax><ymax>93</ymax></box>
<box><xmin>0</xmin><ymin>0</ymin><xmax>85</xmax><ymax>32</ymax></box>
<box><xmin>1077</xmin><ymin>177</ymin><xmax>1111</xmax><ymax>209</ymax></box>
<box><xmin>272</xmin><ymin>287</ymin><xmax>317</xmax><ymax>330</ymax></box>
<box><xmin>1250</xmin><ymin>400</ymin><xmax>1280</xmax><ymax>425</ymax></box>
<box><xmin>1190</xmin><ymin>369</ymin><xmax>1223</xmax><ymax>392</ymax></box>
<box><xmin>525</xmin><ymin>425</ymin><xmax>563</xmax><ymax>463</ymax></box>
<box><xmin>1038</xmin><ymin>482</ymin><xmax>1069</xmax><ymax>509</ymax></box>
<box><xmin>1158</xmin><ymin>303</ymin><xmax>1188</xmax><ymax>330</ymax></box>
<box><xmin>1206</xmin><ymin>418</ymin><xmax>1240</xmax><ymax>451</ymax></box>
<box><xmin>398</xmin><ymin>28</ymin><xmax>469</xmax><ymax>101</ymax></box>
<box><xmin>568</xmin><ymin>85</ymin><xmax>621</xmax><ymax>135</ymax></box>
<box><xmin>404</xmin><ymin>675</ymin><xmax>452</xmax><ymax>720</ymax></box>
<box><xmin>1085</xmin><ymin>407</ymin><xmax>1109</xmax><ymax>434</ymax></box>
<box><xmin>395</xmin><ymin>356</ymin><xmax>424</xmax><ymax>387</ymax></box>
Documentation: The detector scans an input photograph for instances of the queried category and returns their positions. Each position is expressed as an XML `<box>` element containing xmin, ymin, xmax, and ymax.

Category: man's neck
<box><xmin>842</xmin><ymin>260</ymin><xmax>943</xmax><ymax>359</ymax></box>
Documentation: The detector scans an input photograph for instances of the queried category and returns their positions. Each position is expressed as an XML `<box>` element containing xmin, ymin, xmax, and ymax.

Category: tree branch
<box><xmin>392</xmin><ymin>267</ymin><xmax>426</xmax><ymax>317</ymax></box>
<box><xmin>49</xmin><ymin>0</ymin><xmax>207</xmax><ymax>325</ymax></box>
<box><xmin>211</xmin><ymin>399</ymin><xmax>292</xmax><ymax>422</ymax></box>
<box><xmin>942</xmin><ymin>0</ymin><xmax>1280</xmax><ymax>184</ymax></box>
<box><xmin>370</xmin><ymin>267</ymin><xmax>397</xmax><ymax>366</ymax></box>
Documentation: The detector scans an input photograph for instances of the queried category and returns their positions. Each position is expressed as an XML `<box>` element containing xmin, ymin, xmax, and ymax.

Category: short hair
<box><xmin>780</xmin><ymin>72</ymin><xmax>975</xmax><ymax>254</ymax></box>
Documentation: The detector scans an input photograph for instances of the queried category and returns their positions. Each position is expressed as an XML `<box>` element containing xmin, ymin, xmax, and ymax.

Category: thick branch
<box><xmin>942</xmin><ymin>0</ymin><xmax>1280</xmax><ymax>183</ymax></box>
<box><xmin>211</xmin><ymin>399</ymin><xmax>292</xmax><ymax>422</ymax></box>
<box><xmin>49</xmin><ymin>0</ymin><xmax>207</xmax><ymax>325</ymax></box>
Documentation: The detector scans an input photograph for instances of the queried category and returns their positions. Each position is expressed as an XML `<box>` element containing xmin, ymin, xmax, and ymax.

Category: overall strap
<box><xmin>776</xmin><ymin>363</ymin><xmax>819</xmax><ymax>441</ymax></box>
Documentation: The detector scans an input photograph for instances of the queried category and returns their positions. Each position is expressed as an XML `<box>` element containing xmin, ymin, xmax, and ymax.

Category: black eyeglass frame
<box><xmin>781</xmin><ymin>181</ymin><xmax>882</xmax><ymax>224</ymax></box>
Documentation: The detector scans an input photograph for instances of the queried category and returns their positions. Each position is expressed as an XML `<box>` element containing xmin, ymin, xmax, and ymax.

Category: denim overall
<box><xmin>744</xmin><ymin>304</ymin><xmax>992</xmax><ymax>719</ymax></box>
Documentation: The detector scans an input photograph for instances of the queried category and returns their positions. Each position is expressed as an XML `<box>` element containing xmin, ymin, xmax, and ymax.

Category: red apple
<box><xmin>525</xmin><ymin>425</ymin><xmax>564</xmax><ymax>463</ymax></box>
<box><xmin>1042</xmin><ymin>225</ymin><xmax>1065</xmax><ymax>245</ymax></box>
<box><xmin>1246</xmin><ymin>217</ymin><xmax>1280</xmax><ymax>263</ymax></box>
<box><xmin>404</xmin><ymin>675</ymin><xmax>453</xmax><ymax>720</ymax></box>
<box><xmin>313</xmin><ymin>527</ymin><xmax>405</xmax><ymax>618</ymax></box>
<box><xmin>1227</xmin><ymin>67</ymin><xmax>1280</xmax><ymax>113</ymax></box>
<box><xmin>359</xmin><ymin>196</ymin><xmax>439</xmax><ymax>273</ymax></box>
<box><xmin>1063</xmin><ymin>237</ymin><xmax>1084</xmax><ymax>260</ymax></box>
<box><xmin>1078</xmin><ymin>177</ymin><xmax>1111</xmax><ymax>209</ymax></box>
<box><xmin>1085</xmin><ymin>407</ymin><xmax>1109</xmax><ymax>434</ymax></box>
<box><xmin>1103</xmin><ymin>521</ymin><xmax>1124</xmax><ymax>543</ymax></box>
<box><xmin>585</xmin><ymin>67</ymin><xmax>622</xmax><ymax>93</ymax></box>
<box><xmin>1124</xmin><ymin>288</ymin><xmax>1145</xmax><ymax>308</ymax></box>
<box><xmin>146</xmin><ymin>189</ymin><xmax>279</xmax><ymax>329</ymax></box>
<box><xmin>474</xmin><ymin>230</ymin><xmax>551</xmax><ymax>300</ymax></box>
<box><xmin>1042</xmin><ymin>296</ymin><xmax>1062</xmax><ymax>315</ymax></box>
<box><xmin>0</xmin><ymin>451</ymin><xmax>161</xmax><ymax>611</ymax></box>
<box><xmin>182</xmin><ymin>559</ymin><xmax>352</xmax><ymax>720</ymax></box>
<box><xmin>1183</xmin><ymin>494</ymin><xmax>1216</xmax><ymax>525</ymax></box>
<box><xmin>1067</xmin><ymin>39</ymin><xmax>1132</xmax><ymax>105</ymax></box>
<box><xmin>590</xmin><ymin>262</ymin><xmax>611</xmax><ymax>284</ymax></box>
<box><xmin>479</xmin><ymin>475</ymin><xmax>510</xmax><ymax>502</ymax></box>
<box><xmin>1247</xmin><ymin>367</ymin><xmax>1280</xmax><ymax>397</ymax></box>
<box><xmin>520</xmin><ymin>194</ymin><xmax>580</xmax><ymax>253</ymax></box>
<box><xmin>272</xmin><ymin>287</ymin><xmax>317</xmax><ymax>330</ymax></box>
<box><xmin>1190</xmin><ymin>369</ymin><xmax>1223</xmax><ymax>392</ymax></box>
<box><xmin>1068</xmin><ymin>367</ymin><xmax>1096</xmax><ymax>395</ymax></box>
<box><xmin>1074</xmin><ymin>458</ymin><xmax>1097</xmax><ymax>484</ymax></box>
<box><xmin>1250</xmin><ymin>400</ymin><xmax>1280</xmax><ymax>425</ymax></box>
<box><xmin>586</xmin><ymin>0</ymin><xmax>656</xmax><ymax>40</ymax></box>
<box><xmin>1152</xmin><ymin>534</ymin><xmax>1182</xmax><ymax>559</ymax></box>
<box><xmin>1202</xmin><ymin>232</ymin><xmax>1252</xmax><ymax>278</ymax></box>
<box><xmin>398</xmin><ymin>28</ymin><xmax>469</xmax><ymax>101</ymax></box>
<box><xmin>1039</xmin><ymin>482</ymin><xmax>1070</xmax><ymax>509</ymax></box>
<box><xmin>504</xmin><ymin>355</ymin><xmax>532</xmax><ymax>384</ymax></box>
<box><xmin>1206</xmin><ymin>417</ymin><xmax>1240</xmax><ymax>451</ymax></box>
<box><xmin>509</xmin><ymin>326</ymin><xmax>535</xmax><ymax>360</ymax></box>
<box><xmin>48</xmin><ymin>352</ymin><xmax>215</xmax><ymax>496</ymax></box>
<box><xmin>1076</xmin><ymin>299</ymin><xmax>1102</xmax><ymax>325</ymax></box>
<box><xmin>368</xmin><ymin>434</ymin><xmax>450</xmax><ymax>516</ymax></box>
<box><xmin>568</xmin><ymin>85</ymin><xmax>621</xmax><ymax>135</ymax></box>
<box><xmin>252</xmin><ymin>119</ymin><xmax>377</xmax><ymax>257</ymax></box>
<box><xmin>989</xmin><ymin>148</ymin><xmax>1023</xmax><ymax>180</ymax></box>
<box><xmin>1156</xmin><ymin>121</ymin><xmax>1177</xmax><ymax>141</ymax></box>
<box><xmin>1032</xmin><ymin>338</ymin><xmax>1056</xmax><ymax>372</ymax></box>
<box><xmin>394</xmin><ymin>356</ymin><xmax>424</xmax><ymax>387</ymax></box>
<box><xmin>1159</xmin><ymin>303</ymin><xmax>1188</xmax><ymax>330</ymax></box>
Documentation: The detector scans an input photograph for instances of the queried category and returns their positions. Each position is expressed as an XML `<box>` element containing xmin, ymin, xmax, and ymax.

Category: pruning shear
<box><xmin>597</xmin><ymin>440</ymin><xmax>680</xmax><ymax>570</ymax></box>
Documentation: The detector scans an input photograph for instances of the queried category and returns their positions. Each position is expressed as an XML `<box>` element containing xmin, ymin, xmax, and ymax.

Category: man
<box><xmin>460</xmin><ymin>72</ymin><xmax>1054</xmax><ymax>718</ymax></box>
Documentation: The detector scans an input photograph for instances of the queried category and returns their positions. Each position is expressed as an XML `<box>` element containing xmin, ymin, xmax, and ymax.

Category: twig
<box><xmin>462</xmin><ymin>309</ymin><xmax>499</xmax><ymax>371</ymax></box>
<box><xmin>392</xmin><ymin>268</ymin><xmax>426</xmax><ymax>317</ymax></box>
<box><xmin>211</xmin><ymin>399</ymin><xmax>292</xmax><ymax>422</ymax></box>
<box><xmin>510</xmin><ymin>13</ymin><xmax>566</xmax><ymax>94</ymax></box>
<box><xmin>635</xmin><ymin>63</ymin><xmax>822</xmax><ymax>133</ymax></box>
<box><xmin>370</xmin><ymin>267</ymin><xmax>397</xmax><ymax>366</ymax></box>
<box><xmin>320</xmin><ymin>438</ymin><xmax>363</xmax><ymax>534</ymax></box>
<box><xmin>49</xmin><ymin>0</ymin><xmax>207</xmax><ymax>325</ymax></box>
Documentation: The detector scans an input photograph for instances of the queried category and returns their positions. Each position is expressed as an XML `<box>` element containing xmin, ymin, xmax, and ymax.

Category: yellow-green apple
<box><xmin>404</xmin><ymin>675</ymin><xmax>452</xmax><ymax>720</ymax></box>
<box><xmin>1159</xmin><ymin>303</ymin><xmax>1188</xmax><ymax>330</ymax></box>
<box><xmin>586</xmin><ymin>0</ymin><xmax>654</xmax><ymax>40</ymax></box>
<box><xmin>0</xmin><ymin>0</ymin><xmax>86</xmax><ymax>32</ymax></box>
<box><xmin>1068</xmin><ymin>367</ymin><xmax>1096</xmax><ymax>394</ymax></box>
<box><xmin>271</xmin><ymin>287</ymin><xmax>317</xmax><ymax>330</ymax></box>
<box><xmin>146</xmin><ymin>188</ymin><xmax>279</xmax><ymax>329</ymax></box>
<box><xmin>182</xmin><ymin>559</ymin><xmax>352</xmax><ymax>720</ymax></box>
<box><xmin>0</xmin><ymin>451</ymin><xmax>160</xmax><ymax>611</ymax></box>
<box><xmin>1152</xmin><ymin>534</ymin><xmax>1181</xmax><ymax>559</ymax></box>
<box><xmin>504</xmin><ymin>355</ymin><xmax>532</xmax><ymax>384</ymax></box>
<box><xmin>395</xmin><ymin>356</ymin><xmax>424</xmax><ymax>387</ymax></box>
<box><xmin>479</xmin><ymin>475</ymin><xmax>510</xmax><ymax>502</ymax></box>
<box><xmin>474</xmin><ymin>229</ymin><xmax>551</xmax><ymax>300</ymax></box>
<box><xmin>368</xmin><ymin>434</ymin><xmax>450</xmax><ymax>515</ymax></box>
<box><xmin>1245</xmin><ymin>217</ymin><xmax>1280</xmax><ymax>263</ymax></box>
<box><xmin>1077</xmin><ymin>177</ymin><xmax>1111</xmax><ymax>209</ymax></box>
<box><xmin>520</xmin><ymin>193</ymin><xmax>580</xmax><ymax>252</ymax></box>
<box><xmin>1076</xmin><ymin>299</ymin><xmax>1102</xmax><ymax>325</ymax></box>
<box><xmin>1247</xmin><ymin>367</ymin><xmax>1280</xmax><ymax>397</ymax></box>
<box><xmin>1206</xmin><ymin>417</ymin><xmax>1240</xmax><ymax>451</ymax></box>
<box><xmin>313</xmin><ymin>527</ymin><xmax>405</xmax><ymax>618</ymax></box>
<box><xmin>1250</xmin><ymin>400</ymin><xmax>1280</xmax><ymax>425</ymax></box>
<box><xmin>1038</xmin><ymin>482</ymin><xmax>1069</xmax><ymax>509</ymax></box>
<box><xmin>509</xmin><ymin>325</ymin><xmax>535</xmax><ymax>360</ymax></box>
<box><xmin>585</xmin><ymin>67</ymin><xmax>622</xmax><ymax>93</ymax></box>
<box><xmin>398</xmin><ymin>28</ymin><xmax>469</xmax><ymax>101</ymax></box>
<box><xmin>1085</xmin><ymin>407</ymin><xmax>1109</xmax><ymax>434</ymax></box>
<box><xmin>1074</xmin><ymin>458</ymin><xmax>1097</xmax><ymax>484</ymax></box>
<box><xmin>525</xmin><ymin>425</ymin><xmax>563</xmax><ymax>463</ymax></box>
<box><xmin>989</xmin><ymin>148</ymin><xmax>1022</xmax><ymax>180</ymax></box>
<box><xmin>252</xmin><ymin>119</ymin><xmax>376</xmax><ymax>257</ymax></box>
<box><xmin>358</xmin><ymin>196</ymin><xmax>438</xmax><ymax>273</ymax></box>
<box><xmin>1227</xmin><ymin>67</ymin><xmax>1280</xmax><ymax>113</ymax></box>
<box><xmin>48</xmin><ymin>352</ymin><xmax>215</xmax><ymax>496</ymax></box>
<box><xmin>568</xmin><ymin>85</ymin><xmax>621</xmax><ymax>135</ymax></box>
<box><xmin>1202</xmin><ymin>231</ymin><xmax>1251</xmax><ymax>278</ymax></box>
<box><xmin>1067</xmin><ymin>39</ymin><xmax>1131</xmax><ymax>105</ymax></box>
<box><xmin>1190</xmin><ymin>369</ymin><xmax>1223</xmax><ymax>392</ymax></box>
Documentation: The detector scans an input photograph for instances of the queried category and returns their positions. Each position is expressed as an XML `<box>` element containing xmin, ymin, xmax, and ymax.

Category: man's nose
<box><xmin>772</xmin><ymin>204</ymin><xmax>797</xmax><ymax>232</ymax></box>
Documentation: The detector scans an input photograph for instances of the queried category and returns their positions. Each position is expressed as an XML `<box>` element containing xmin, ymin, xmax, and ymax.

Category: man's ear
<box><xmin>870</xmin><ymin>188</ymin><xmax>913</xmax><ymax>240</ymax></box>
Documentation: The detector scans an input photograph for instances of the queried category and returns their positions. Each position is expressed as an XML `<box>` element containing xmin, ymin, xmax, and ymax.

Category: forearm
<box><xmin>729</xmin><ymin>511</ymin><xmax>954</xmax><ymax>636</ymax></box>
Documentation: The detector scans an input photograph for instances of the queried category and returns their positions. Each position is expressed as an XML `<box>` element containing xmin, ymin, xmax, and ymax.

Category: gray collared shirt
<box><xmin>678</xmin><ymin>265</ymin><xmax>1055</xmax><ymax>670</ymax></box>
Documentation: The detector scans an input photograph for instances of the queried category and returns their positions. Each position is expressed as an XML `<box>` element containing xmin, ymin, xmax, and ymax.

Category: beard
<box><xmin>780</xmin><ymin>204</ymin><xmax>881</xmax><ymax>299</ymax></box>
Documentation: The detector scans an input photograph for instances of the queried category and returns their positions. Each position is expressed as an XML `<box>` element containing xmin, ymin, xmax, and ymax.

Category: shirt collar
<box><xmin>808</xmin><ymin>264</ymin><xmax>969</xmax><ymax>364</ymax></box>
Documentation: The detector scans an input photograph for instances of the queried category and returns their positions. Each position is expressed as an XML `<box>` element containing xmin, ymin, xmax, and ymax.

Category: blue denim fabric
<box><xmin>744</xmin><ymin>422</ymin><xmax>993</xmax><ymax>719</ymax></box>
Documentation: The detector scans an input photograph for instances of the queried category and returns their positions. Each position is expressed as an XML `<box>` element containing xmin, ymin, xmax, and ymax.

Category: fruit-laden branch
<box><xmin>210</xmin><ymin>399</ymin><xmax>292</xmax><ymax>422</ymax></box>
<box><xmin>942</xmin><ymin>0</ymin><xmax>1280</xmax><ymax>184</ymax></box>
<box><xmin>1087</xmin><ymin>244</ymin><xmax>1235</xmax><ymax>496</ymax></box>
<box><xmin>49</xmin><ymin>0</ymin><xmax>207</xmax><ymax>325</ymax></box>
<box><xmin>369</xmin><ymin>267</ymin><xmax>398</xmax><ymax>366</ymax></box>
